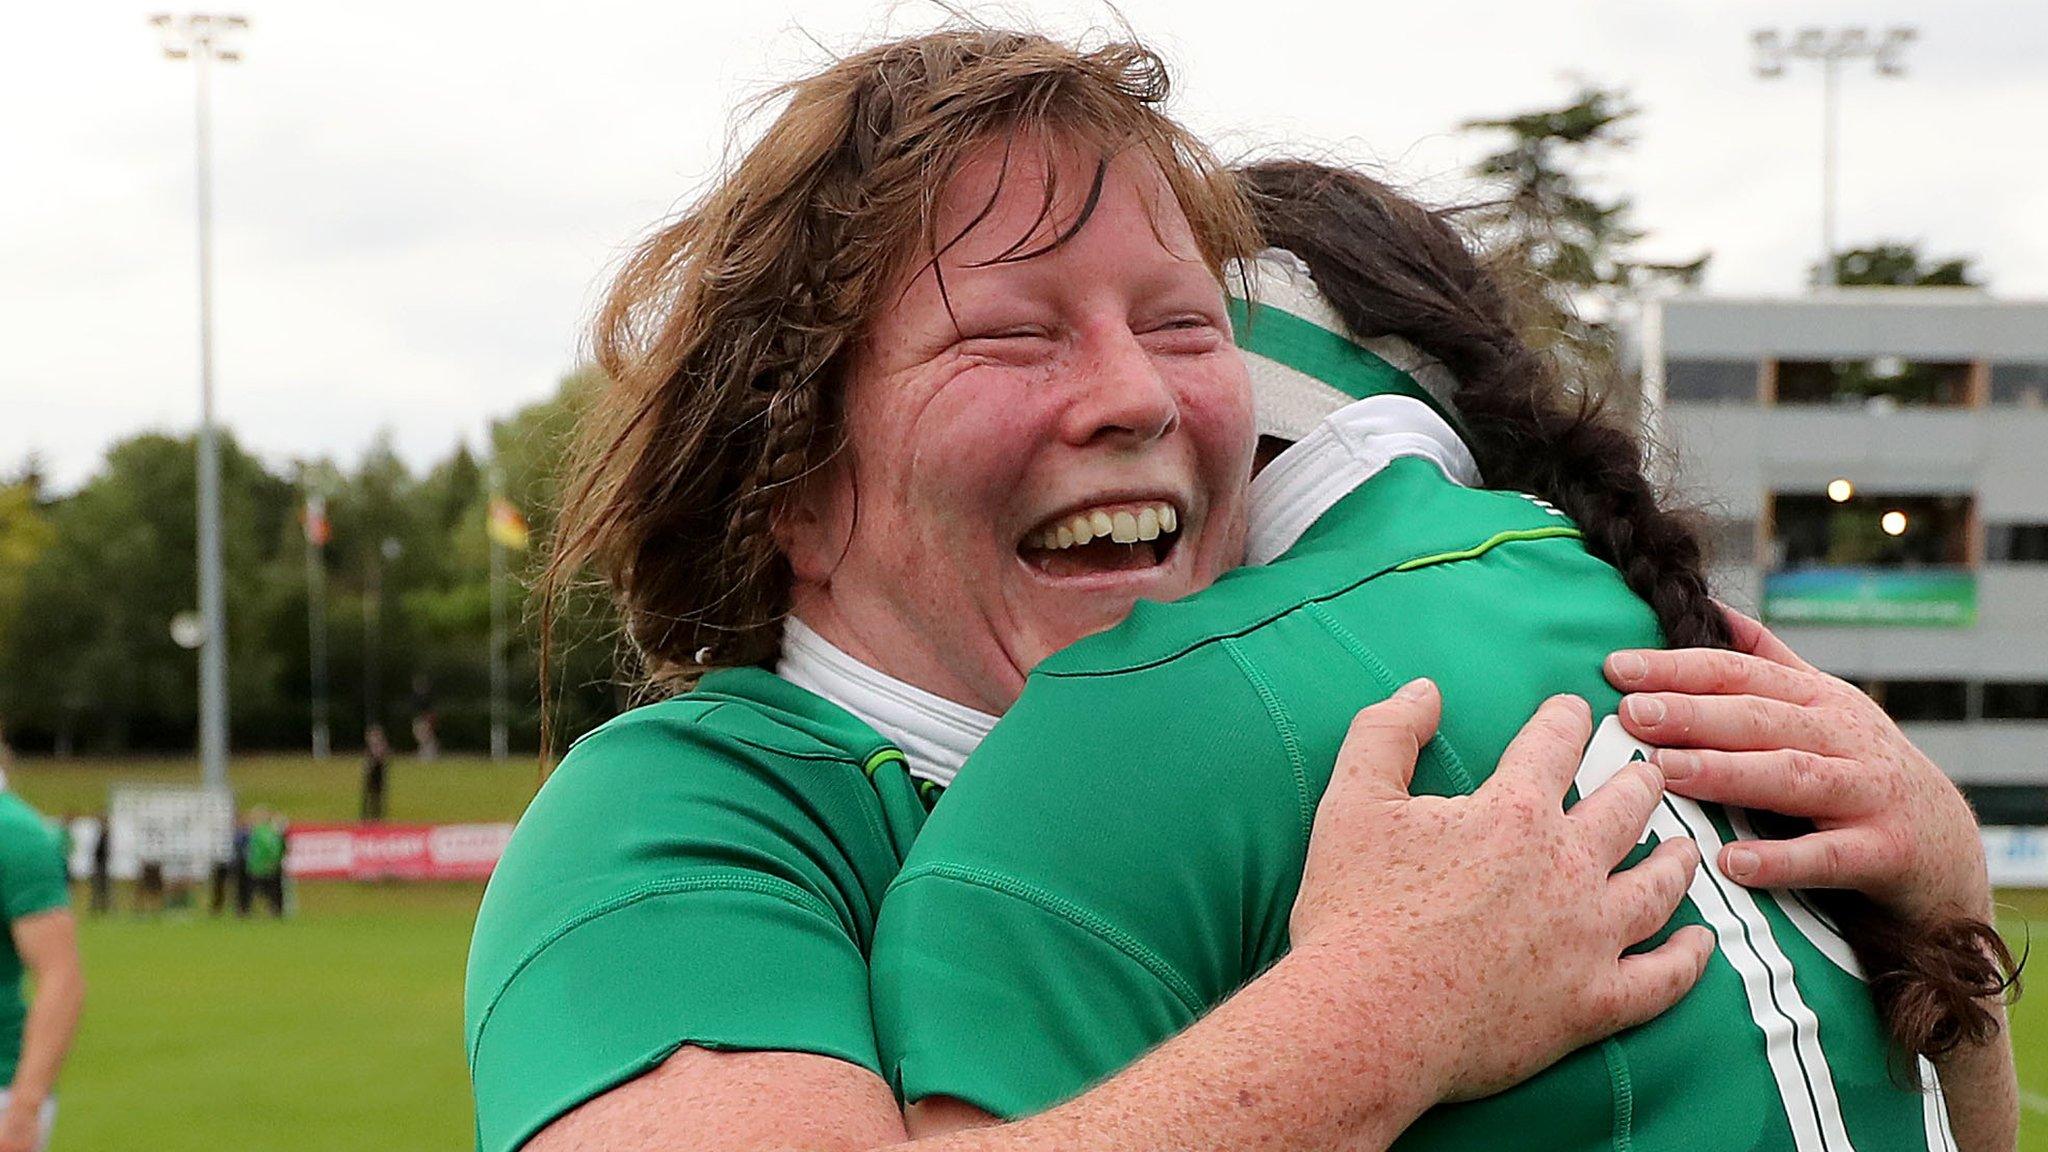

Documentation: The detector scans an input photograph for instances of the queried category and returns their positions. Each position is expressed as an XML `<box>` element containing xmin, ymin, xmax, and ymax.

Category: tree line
<box><xmin>0</xmin><ymin>372</ymin><xmax>615</xmax><ymax>756</ymax></box>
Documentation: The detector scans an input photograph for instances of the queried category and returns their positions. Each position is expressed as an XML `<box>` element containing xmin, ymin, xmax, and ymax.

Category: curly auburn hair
<box><xmin>538</xmin><ymin>26</ymin><xmax>1254</xmax><ymax>721</ymax></box>
<box><xmin>1238</xmin><ymin>157</ymin><xmax>2018</xmax><ymax>1067</ymax></box>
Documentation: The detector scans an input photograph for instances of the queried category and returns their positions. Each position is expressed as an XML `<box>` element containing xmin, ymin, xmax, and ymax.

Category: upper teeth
<box><xmin>1033</xmin><ymin>502</ymin><xmax>1179</xmax><ymax>550</ymax></box>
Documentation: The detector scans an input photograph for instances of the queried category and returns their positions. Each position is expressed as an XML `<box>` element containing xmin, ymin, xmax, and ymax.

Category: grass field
<box><xmin>4</xmin><ymin>754</ymin><xmax>2048</xmax><ymax>1148</ymax></box>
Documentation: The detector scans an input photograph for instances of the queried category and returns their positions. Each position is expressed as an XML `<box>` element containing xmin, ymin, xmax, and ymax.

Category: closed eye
<box><xmin>957</xmin><ymin>327</ymin><xmax>1057</xmax><ymax>361</ymax></box>
<box><xmin>1141</xmin><ymin>315</ymin><xmax>1225</xmax><ymax>351</ymax></box>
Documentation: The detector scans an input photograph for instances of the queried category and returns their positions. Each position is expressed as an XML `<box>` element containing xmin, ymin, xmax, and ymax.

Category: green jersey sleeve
<box><xmin>465</xmin><ymin>697</ymin><xmax>898</xmax><ymax>1152</ymax></box>
<box><xmin>871</xmin><ymin>645</ymin><xmax>1306</xmax><ymax>1118</ymax></box>
<box><xmin>0</xmin><ymin>802</ymin><xmax>68</xmax><ymax>922</ymax></box>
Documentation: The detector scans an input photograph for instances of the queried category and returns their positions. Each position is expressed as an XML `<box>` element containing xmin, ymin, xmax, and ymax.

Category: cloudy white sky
<box><xmin>5</xmin><ymin>0</ymin><xmax>2043</xmax><ymax>491</ymax></box>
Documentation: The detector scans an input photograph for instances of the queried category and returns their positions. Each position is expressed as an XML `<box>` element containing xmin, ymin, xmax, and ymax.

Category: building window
<box><xmin>1984</xmin><ymin>682</ymin><xmax>2048</xmax><ymax>721</ymax></box>
<box><xmin>1664</xmin><ymin>359</ymin><xmax>1759</xmax><ymax>404</ymax></box>
<box><xmin>1771</xmin><ymin>493</ymin><xmax>1972</xmax><ymax>568</ymax></box>
<box><xmin>1958</xmin><ymin>785</ymin><xmax>2048</xmax><ymax>825</ymax></box>
<box><xmin>1990</xmin><ymin>363</ymin><xmax>2048</xmax><ymax>408</ymax></box>
<box><xmin>1775</xmin><ymin>358</ymin><xmax>1973</xmax><ymax>408</ymax></box>
<box><xmin>1985</xmin><ymin>523</ymin><xmax>2048</xmax><ymax>563</ymax></box>
<box><xmin>1859</xmin><ymin>679</ymin><xmax>1970</xmax><ymax>723</ymax></box>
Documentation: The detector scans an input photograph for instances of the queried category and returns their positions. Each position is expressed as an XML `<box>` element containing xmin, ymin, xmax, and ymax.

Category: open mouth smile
<box><xmin>1017</xmin><ymin>499</ymin><xmax>1183</xmax><ymax>580</ymax></box>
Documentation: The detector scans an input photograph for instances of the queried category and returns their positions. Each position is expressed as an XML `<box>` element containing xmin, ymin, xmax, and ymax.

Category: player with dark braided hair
<box><xmin>1235</xmin><ymin>159</ymin><xmax>2017</xmax><ymax>1072</ymax></box>
<box><xmin>871</xmin><ymin>162</ymin><xmax>2018</xmax><ymax>1151</ymax></box>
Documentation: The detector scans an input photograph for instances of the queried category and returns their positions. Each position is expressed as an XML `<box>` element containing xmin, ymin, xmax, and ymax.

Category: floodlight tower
<box><xmin>151</xmin><ymin>13</ymin><xmax>248</xmax><ymax>791</ymax></box>
<box><xmin>1751</xmin><ymin>26</ymin><xmax>1916</xmax><ymax>288</ymax></box>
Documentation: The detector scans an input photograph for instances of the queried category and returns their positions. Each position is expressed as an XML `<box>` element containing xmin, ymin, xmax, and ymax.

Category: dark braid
<box><xmin>1238</xmin><ymin>159</ymin><xmax>2016</xmax><ymax>1065</ymax></box>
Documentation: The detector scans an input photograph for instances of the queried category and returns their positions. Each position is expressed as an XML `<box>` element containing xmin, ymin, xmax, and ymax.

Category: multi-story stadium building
<box><xmin>1639</xmin><ymin>291</ymin><xmax>2048</xmax><ymax>839</ymax></box>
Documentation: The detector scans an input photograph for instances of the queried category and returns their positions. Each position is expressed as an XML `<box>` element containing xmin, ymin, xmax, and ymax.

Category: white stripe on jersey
<box><xmin>1919</xmin><ymin>1058</ymin><xmax>1958</xmax><ymax>1152</ymax></box>
<box><xmin>1575</xmin><ymin>717</ymin><xmax>1857</xmax><ymax>1152</ymax></box>
<box><xmin>1728</xmin><ymin>810</ymin><xmax>1865</xmax><ymax>980</ymax></box>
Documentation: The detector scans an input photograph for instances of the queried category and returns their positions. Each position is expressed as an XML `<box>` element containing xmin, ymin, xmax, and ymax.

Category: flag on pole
<box><xmin>487</xmin><ymin>497</ymin><xmax>530</xmax><ymax>551</ymax></box>
<box><xmin>301</xmin><ymin>494</ymin><xmax>331</xmax><ymax>546</ymax></box>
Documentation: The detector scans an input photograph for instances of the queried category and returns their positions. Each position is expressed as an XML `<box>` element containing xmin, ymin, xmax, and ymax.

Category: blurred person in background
<box><xmin>210</xmin><ymin>810</ymin><xmax>249</xmax><ymax>917</ymax></box>
<box><xmin>240</xmin><ymin>809</ymin><xmax>286</xmax><ymax>919</ymax></box>
<box><xmin>0</xmin><ymin>778</ymin><xmax>82</xmax><ymax>1152</ymax></box>
<box><xmin>85</xmin><ymin>814</ymin><xmax>109</xmax><ymax>917</ymax></box>
<box><xmin>361</xmin><ymin>724</ymin><xmax>390</xmax><ymax>823</ymax></box>
<box><xmin>467</xmin><ymin>25</ymin><xmax>2006</xmax><ymax>1152</ymax></box>
<box><xmin>410</xmin><ymin>674</ymin><xmax>440</xmax><ymax>762</ymax></box>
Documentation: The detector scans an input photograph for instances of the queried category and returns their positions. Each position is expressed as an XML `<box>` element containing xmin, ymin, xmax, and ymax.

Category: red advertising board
<box><xmin>285</xmin><ymin>822</ymin><xmax>513</xmax><ymax>881</ymax></box>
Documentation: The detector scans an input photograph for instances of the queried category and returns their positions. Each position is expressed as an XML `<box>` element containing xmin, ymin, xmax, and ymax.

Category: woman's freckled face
<box><xmin>781</xmin><ymin>140</ymin><xmax>1255</xmax><ymax>715</ymax></box>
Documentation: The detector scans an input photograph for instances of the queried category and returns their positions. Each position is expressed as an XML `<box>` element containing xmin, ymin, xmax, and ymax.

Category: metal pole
<box><xmin>488</xmin><ymin>466</ymin><xmax>509</xmax><ymax>762</ymax></box>
<box><xmin>1820</xmin><ymin>53</ymin><xmax>1840</xmax><ymax>287</ymax></box>
<box><xmin>364</xmin><ymin>552</ymin><xmax>380</xmax><ymax>738</ymax></box>
<box><xmin>489</xmin><ymin>530</ymin><xmax>509</xmax><ymax>762</ymax></box>
<box><xmin>191</xmin><ymin>43</ymin><xmax>230</xmax><ymax>790</ymax></box>
<box><xmin>305</xmin><ymin>493</ymin><xmax>330</xmax><ymax>760</ymax></box>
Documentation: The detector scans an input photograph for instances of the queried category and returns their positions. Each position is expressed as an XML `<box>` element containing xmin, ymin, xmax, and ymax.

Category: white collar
<box><xmin>1246</xmin><ymin>394</ymin><xmax>1480</xmax><ymax>567</ymax></box>
<box><xmin>775</xmin><ymin>617</ymin><xmax>996</xmax><ymax>788</ymax></box>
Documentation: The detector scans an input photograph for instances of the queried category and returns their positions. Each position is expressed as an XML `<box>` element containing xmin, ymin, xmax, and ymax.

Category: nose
<box><xmin>1059</xmin><ymin>327</ymin><xmax>1180</xmax><ymax>448</ymax></box>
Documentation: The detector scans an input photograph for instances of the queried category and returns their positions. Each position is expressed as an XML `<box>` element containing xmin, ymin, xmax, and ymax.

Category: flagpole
<box><xmin>488</xmin><ymin>464</ymin><xmax>509</xmax><ymax>763</ymax></box>
<box><xmin>304</xmin><ymin>490</ymin><xmax>331</xmax><ymax>759</ymax></box>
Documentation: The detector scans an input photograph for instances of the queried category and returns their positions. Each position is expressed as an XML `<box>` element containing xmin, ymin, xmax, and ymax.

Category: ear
<box><xmin>773</xmin><ymin>457</ymin><xmax>855</xmax><ymax>586</ymax></box>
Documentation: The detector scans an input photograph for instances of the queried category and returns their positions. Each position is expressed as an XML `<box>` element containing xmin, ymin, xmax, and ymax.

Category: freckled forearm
<box><xmin>1932</xmin><ymin>1006</ymin><xmax>2018</xmax><ymax>1152</ymax></box>
<box><xmin>5</xmin><ymin>966</ymin><xmax>82</xmax><ymax>1115</ymax></box>
<box><xmin>902</xmin><ymin>947</ymin><xmax>1439</xmax><ymax>1152</ymax></box>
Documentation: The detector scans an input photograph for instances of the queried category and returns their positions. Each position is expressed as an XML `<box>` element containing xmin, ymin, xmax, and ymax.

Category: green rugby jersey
<box><xmin>870</xmin><ymin>449</ymin><xmax>1953</xmax><ymax>1152</ymax></box>
<box><xmin>0</xmin><ymin>791</ymin><xmax>68</xmax><ymax>1088</ymax></box>
<box><xmin>465</xmin><ymin>667</ymin><xmax>930</xmax><ymax>1152</ymax></box>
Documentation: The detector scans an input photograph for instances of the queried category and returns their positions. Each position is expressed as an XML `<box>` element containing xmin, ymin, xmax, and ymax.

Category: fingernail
<box><xmin>1657</xmin><ymin>749</ymin><xmax>1696</xmax><ymax>782</ymax></box>
<box><xmin>1722</xmin><ymin>846</ymin><xmax>1758</xmax><ymax>882</ymax></box>
<box><xmin>1625</xmin><ymin>695</ymin><xmax>1666</xmax><ymax>726</ymax></box>
<box><xmin>1610</xmin><ymin>651</ymin><xmax>1650</xmax><ymax>683</ymax></box>
<box><xmin>1397</xmin><ymin>678</ymin><xmax>1433</xmax><ymax>701</ymax></box>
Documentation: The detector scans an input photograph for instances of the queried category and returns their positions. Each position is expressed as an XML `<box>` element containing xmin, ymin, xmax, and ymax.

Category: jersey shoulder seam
<box><xmin>469</xmin><ymin>870</ymin><xmax>843</xmax><ymax>1068</ymax></box>
<box><xmin>1221</xmin><ymin>638</ymin><xmax>1312</xmax><ymax>851</ymax></box>
<box><xmin>1301</xmin><ymin>602</ymin><xmax>1477</xmax><ymax>793</ymax></box>
<box><xmin>888</xmin><ymin>861</ymin><xmax>1205</xmax><ymax>1017</ymax></box>
<box><xmin>577</xmin><ymin>700</ymin><xmax>876</xmax><ymax>771</ymax></box>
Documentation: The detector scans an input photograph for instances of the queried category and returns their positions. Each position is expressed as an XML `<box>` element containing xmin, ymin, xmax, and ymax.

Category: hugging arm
<box><xmin>532</xmin><ymin>687</ymin><xmax>1706</xmax><ymax>1152</ymax></box>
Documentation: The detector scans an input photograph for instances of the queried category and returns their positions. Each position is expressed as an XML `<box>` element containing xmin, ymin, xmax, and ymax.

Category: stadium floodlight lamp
<box><xmin>1828</xmin><ymin>478</ymin><xmax>1855</xmax><ymax>503</ymax></box>
<box><xmin>151</xmin><ymin>13</ymin><xmax>250</xmax><ymax>62</ymax></box>
<box><xmin>1751</xmin><ymin>29</ymin><xmax>1786</xmax><ymax>78</ymax></box>
<box><xmin>1792</xmin><ymin>27</ymin><xmax>1829</xmax><ymax>57</ymax></box>
<box><xmin>1876</xmin><ymin>27</ymin><xmax>1917</xmax><ymax>76</ymax></box>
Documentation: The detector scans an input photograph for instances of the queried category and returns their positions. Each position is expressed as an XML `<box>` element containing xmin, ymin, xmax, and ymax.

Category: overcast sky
<box><xmin>5</xmin><ymin>0</ymin><xmax>2043</xmax><ymax>491</ymax></box>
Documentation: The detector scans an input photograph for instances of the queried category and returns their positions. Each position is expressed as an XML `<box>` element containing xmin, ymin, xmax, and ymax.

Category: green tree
<box><xmin>1463</xmin><ymin>84</ymin><xmax>1708</xmax><ymax>379</ymax></box>
<box><xmin>1</xmin><ymin>433</ymin><xmax>294</xmax><ymax>751</ymax></box>
<box><xmin>0</xmin><ymin>481</ymin><xmax>55</xmax><ymax>663</ymax></box>
<box><xmin>1824</xmin><ymin>242</ymin><xmax>1980</xmax><ymax>288</ymax></box>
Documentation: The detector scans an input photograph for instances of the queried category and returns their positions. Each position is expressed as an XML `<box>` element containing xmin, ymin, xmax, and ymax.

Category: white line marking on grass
<box><xmin>2020</xmin><ymin>1088</ymin><xmax>2048</xmax><ymax>1116</ymax></box>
